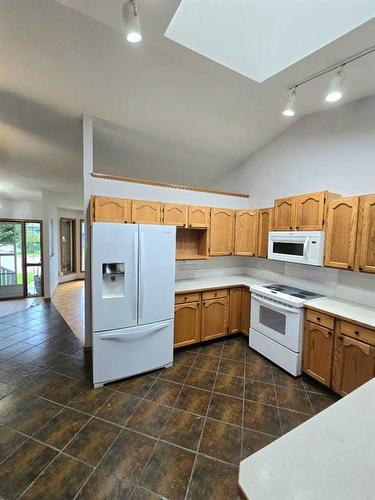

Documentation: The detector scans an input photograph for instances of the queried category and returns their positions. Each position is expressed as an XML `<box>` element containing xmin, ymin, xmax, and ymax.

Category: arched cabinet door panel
<box><xmin>94</xmin><ymin>196</ymin><xmax>131</xmax><ymax>223</ymax></box>
<box><xmin>295</xmin><ymin>191</ymin><xmax>326</xmax><ymax>230</ymax></box>
<box><xmin>174</xmin><ymin>302</ymin><xmax>201</xmax><ymax>348</ymax></box>
<box><xmin>132</xmin><ymin>200</ymin><xmax>162</xmax><ymax>224</ymax></box>
<box><xmin>209</xmin><ymin>208</ymin><xmax>235</xmax><ymax>256</ymax></box>
<box><xmin>356</xmin><ymin>194</ymin><xmax>375</xmax><ymax>274</ymax></box>
<box><xmin>188</xmin><ymin>206</ymin><xmax>210</xmax><ymax>229</ymax></box>
<box><xmin>273</xmin><ymin>197</ymin><xmax>295</xmax><ymax>230</ymax></box>
<box><xmin>234</xmin><ymin>210</ymin><xmax>258</xmax><ymax>256</ymax></box>
<box><xmin>201</xmin><ymin>298</ymin><xmax>228</xmax><ymax>341</ymax></box>
<box><xmin>163</xmin><ymin>203</ymin><xmax>187</xmax><ymax>227</ymax></box>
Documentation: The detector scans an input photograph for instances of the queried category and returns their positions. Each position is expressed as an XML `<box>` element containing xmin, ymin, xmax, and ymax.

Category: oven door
<box><xmin>250</xmin><ymin>294</ymin><xmax>302</xmax><ymax>352</ymax></box>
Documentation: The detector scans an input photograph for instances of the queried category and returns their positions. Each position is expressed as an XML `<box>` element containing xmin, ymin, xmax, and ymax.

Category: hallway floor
<box><xmin>52</xmin><ymin>281</ymin><xmax>85</xmax><ymax>343</ymax></box>
<box><xmin>0</xmin><ymin>303</ymin><xmax>338</xmax><ymax>499</ymax></box>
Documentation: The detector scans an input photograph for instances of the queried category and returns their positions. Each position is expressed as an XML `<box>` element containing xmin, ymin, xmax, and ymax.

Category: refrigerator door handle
<box><xmin>98</xmin><ymin>321</ymin><xmax>170</xmax><ymax>341</ymax></box>
<box><xmin>133</xmin><ymin>232</ymin><xmax>138</xmax><ymax>320</ymax></box>
<box><xmin>139</xmin><ymin>231</ymin><xmax>144</xmax><ymax>321</ymax></box>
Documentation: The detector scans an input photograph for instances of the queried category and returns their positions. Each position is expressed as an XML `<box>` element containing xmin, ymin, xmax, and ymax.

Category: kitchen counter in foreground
<box><xmin>239</xmin><ymin>378</ymin><xmax>375</xmax><ymax>500</ymax></box>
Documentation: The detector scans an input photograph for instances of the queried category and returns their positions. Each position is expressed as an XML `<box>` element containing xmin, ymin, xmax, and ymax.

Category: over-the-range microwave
<box><xmin>268</xmin><ymin>231</ymin><xmax>325</xmax><ymax>267</ymax></box>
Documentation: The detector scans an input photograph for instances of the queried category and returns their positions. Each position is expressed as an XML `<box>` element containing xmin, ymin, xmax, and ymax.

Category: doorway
<box><xmin>0</xmin><ymin>220</ymin><xmax>43</xmax><ymax>299</ymax></box>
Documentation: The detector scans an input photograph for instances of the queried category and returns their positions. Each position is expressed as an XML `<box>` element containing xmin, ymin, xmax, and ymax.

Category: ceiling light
<box><xmin>325</xmin><ymin>67</ymin><xmax>344</xmax><ymax>103</ymax></box>
<box><xmin>283</xmin><ymin>88</ymin><xmax>296</xmax><ymax>117</ymax></box>
<box><xmin>122</xmin><ymin>0</ymin><xmax>142</xmax><ymax>43</ymax></box>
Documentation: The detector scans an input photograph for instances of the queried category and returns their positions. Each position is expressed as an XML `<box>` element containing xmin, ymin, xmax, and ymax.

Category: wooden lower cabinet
<box><xmin>303</xmin><ymin>310</ymin><xmax>375</xmax><ymax>396</ymax></box>
<box><xmin>332</xmin><ymin>335</ymin><xmax>375</xmax><ymax>396</ymax></box>
<box><xmin>228</xmin><ymin>287</ymin><xmax>242</xmax><ymax>334</ymax></box>
<box><xmin>240</xmin><ymin>288</ymin><xmax>251</xmax><ymax>336</ymax></box>
<box><xmin>174</xmin><ymin>301</ymin><xmax>201</xmax><ymax>348</ymax></box>
<box><xmin>303</xmin><ymin>321</ymin><xmax>334</xmax><ymax>386</ymax></box>
<box><xmin>201</xmin><ymin>297</ymin><xmax>228</xmax><ymax>341</ymax></box>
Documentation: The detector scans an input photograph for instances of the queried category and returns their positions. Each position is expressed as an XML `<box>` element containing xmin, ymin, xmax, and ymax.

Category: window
<box><xmin>60</xmin><ymin>218</ymin><xmax>76</xmax><ymax>274</ymax></box>
<box><xmin>80</xmin><ymin>219</ymin><xmax>85</xmax><ymax>273</ymax></box>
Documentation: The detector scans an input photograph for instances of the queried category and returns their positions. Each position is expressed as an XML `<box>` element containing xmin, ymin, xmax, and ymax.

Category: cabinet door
<box><xmin>257</xmin><ymin>208</ymin><xmax>273</xmax><ymax>258</ymax></box>
<box><xmin>163</xmin><ymin>203</ymin><xmax>187</xmax><ymax>227</ymax></box>
<box><xmin>357</xmin><ymin>194</ymin><xmax>375</xmax><ymax>274</ymax></box>
<box><xmin>295</xmin><ymin>192</ymin><xmax>326</xmax><ymax>230</ymax></box>
<box><xmin>273</xmin><ymin>198</ymin><xmax>296</xmax><ymax>230</ymax></box>
<box><xmin>188</xmin><ymin>206</ymin><xmax>210</xmax><ymax>229</ymax></box>
<box><xmin>201</xmin><ymin>298</ymin><xmax>228</xmax><ymax>341</ymax></box>
<box><xmin>332</xmin><ymin>335</ymin><xmax>375</xmax><ymax>396</ymax></box>
<box><xmin>174</xmin><ymin>302</ymin><xmax>201</xmax><ymax>348</ymax></box>
<box><xmin>240</xmin><ymin>288</ymin><xmax>251</xmax><ymax>336</ymax></box>
<box><xmin>324</xmin><ymin>197</ymin><xmax>359</xmax><ymax>270</ymax></box>
<box><xmin>228</xmin><ymin>288</ymin><xmax>242</xmax><ymax>334</ymax></box>
<box><xmin>132</xmin><ymin>200</ymin><xmax>162</xmax><ymax>224</ymax></box>
<box><xmin>234</xmin><ymin>210</ymin><xmax>258</xmax><ymax>256</ymax></box>
<box><xmin>209</xmin><ymin>208</ymin><xmax>235</xmax><ymax>256</ymax></box>
<box><xmin>303</xmin><ymin>321</ymin><xmax>334</xmax><ymax>386</ymax></box>
<box><xmin>94</xmin><ymin>196</ymin><xmax>131</xmax><ymax>223</ymax></box>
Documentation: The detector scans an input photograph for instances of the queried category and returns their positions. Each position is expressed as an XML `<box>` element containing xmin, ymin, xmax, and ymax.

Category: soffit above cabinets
<box><xmin>165</xmin><ymin>0</ymin><xmax>375</xmax><ymax>82</ymax></box>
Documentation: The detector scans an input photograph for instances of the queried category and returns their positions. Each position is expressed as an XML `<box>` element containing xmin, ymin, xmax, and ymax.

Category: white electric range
<box><xmin>249</xmin><ymin>283</ymin><xmax>325</xmax><ymax>376</ymax></box>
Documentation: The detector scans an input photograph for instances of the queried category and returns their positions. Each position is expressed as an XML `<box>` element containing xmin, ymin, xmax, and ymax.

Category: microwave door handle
<box><xmin>253</xmin><ymin>295</ymin><xmax>300</xmax><ymax>314</ymax></box>
<box><xmin>303</xmin><ymin>237</ymin><xmax>309</xmax><ymax>258</ymax></box>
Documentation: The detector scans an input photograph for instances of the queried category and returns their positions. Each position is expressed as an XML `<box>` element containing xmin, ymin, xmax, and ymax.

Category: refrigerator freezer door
<box><xmin>92</xmin><ymin>223</ymin><xmax>138</xmax><ymax>332</ymax></box>
<box><xmin>138</xmin><ymin>225</ymin><xmax>176</xmax><ymax>325</ymax></box>
<box><xmin>93</xmin><ymin>319</ymin><xmax>174</xmax><ymax>387</ymax></box>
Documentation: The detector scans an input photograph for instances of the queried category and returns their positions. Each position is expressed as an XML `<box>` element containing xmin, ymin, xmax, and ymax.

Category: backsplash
<box><xmin>175</xmin><ymin>256</ymin><xmax>248</xmax><ymax>280</ymax></box>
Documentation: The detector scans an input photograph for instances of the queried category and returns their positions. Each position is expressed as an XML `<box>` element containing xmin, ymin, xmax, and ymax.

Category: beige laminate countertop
<box><xmin>239</xmin><ymin>378</ymin><xmax>375</xmax><ymax>500</ymax></box>
<box><xmin>305</xmin><ymin>297</ymin><xmax>375</xmax><ymax>329</ymax></box>
<box><xmin>175</xmin><ymin>275</ymin><xmax>375</xmax><ymax>329</ymax></box>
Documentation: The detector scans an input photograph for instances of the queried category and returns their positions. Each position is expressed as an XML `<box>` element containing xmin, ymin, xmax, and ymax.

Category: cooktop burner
<box><xmin>262</xmin><ymin>283</ymin><xmax>324</xmax><ymax>300</ymax></box>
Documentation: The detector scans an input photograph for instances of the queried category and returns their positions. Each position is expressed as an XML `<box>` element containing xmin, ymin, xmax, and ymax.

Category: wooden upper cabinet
<box><xmin>228</xmin><ymin>287</ymin><xmax>242</xmax><ymax>334</ymax></box>
<box><xmin>257</xmin><ymin>208</ymin><xmax>273</xmax><ymax>258</ymax></box>
<box><xmin>131</xmin><ymin>200</ymin><xmax>162</xmax><ymax>224</ymax></box>
<box><xmin>356</xmin><ymin>194</ymin><xmax>375</xmax><ymax>274</ymax></box>
<box><xmin>295</xmin><ymin>191</ymin><xmax>326</xmax><ymax>230</ymax></box>
<box><xmin>209</xmin><ymin>208</ymin><xmax>235</xmax><ymax>256</ymax></box>
<box><xmin>332</xmin><ymin>334</ymin><xmax>375</xmax><ymax>396</ymax></box>
<box><xmin>163</xmin><ymin>203</ymin><xmax>187</xmax><ymax>227</ymax></box>
<box><xmin>234</xmin><ymin>210</ymin><xmax>258</xmax><ymax>256</ymax></box>
<box><xmin>303</xmin><ymin>321</ymin><xmax>334</xmax><ymax>386</ymax></box>
<box><xmin>273</xmin><ymin>197</ymin><xmax>295</xmax><ymax>230</ymax></box>
<box><xmin>188</xmin><ymin>206</ymin><xmax>210</xmax><ymax>229</ymax></box>
<box><xmin>324</xmin><ymin>197</ymin><xmax>359</xmax><ymax>270</ymax></box>
<box><xmin>174</xmin><ymin>301</ymin><xmax>201</xmax><ymax>347</ymax></box>
<box><xmin>93</xmin><ymin>196</ymin><xmax>131</xmax><ymax>223</ymax></box>
<box><xmin>201</xmin><ymin>297</ymin><xmax>228</xmax><ymax>341</ymax></box>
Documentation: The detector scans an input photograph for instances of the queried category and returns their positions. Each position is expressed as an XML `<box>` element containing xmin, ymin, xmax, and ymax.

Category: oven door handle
<box><xmin>252</xmin><ymin>295</ymin><xmax>300</xmax><ymax>314</ymax></box>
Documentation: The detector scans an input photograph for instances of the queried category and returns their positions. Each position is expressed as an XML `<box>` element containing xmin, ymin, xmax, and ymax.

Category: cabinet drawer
<box><xmin>305</xmin><ymin>309</ymin><xmax>335</xmax><ymax>330</ymax></box>
<box><xmin>340</xmin><ymin>321</ymin><xmax>375</xmax><ymax>347</ymax></box>
<box><xmin>202</xmin><ymin>289</ymin><xmax>228</xmax><ymax>300</ymax></box>
<box><xmin>175</xmin><ymin>292</ymin><xmax>201</xmax><ymax>304</ymax></box>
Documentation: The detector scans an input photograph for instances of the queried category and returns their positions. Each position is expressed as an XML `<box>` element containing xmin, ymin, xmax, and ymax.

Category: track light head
<box><xmin>283</xmin><ymin>88</ymin><xmax>297</xmax><ymax>117</ymax></box>
<box><xmin>123</xmin><ymin>0</ymin><xmax>142</xmax><ymax>43</ymax></box>
<box><xmin>325</xmin><ymin>67</ymin><xmax>344</xmax><ymax>103</ymax></box>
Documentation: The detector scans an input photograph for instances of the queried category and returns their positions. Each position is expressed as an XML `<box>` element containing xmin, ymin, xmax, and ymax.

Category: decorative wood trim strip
<box><xmin>91</xmin><ymin>172</ymin><xmax>249</xmax><ymax>199</ymax></box>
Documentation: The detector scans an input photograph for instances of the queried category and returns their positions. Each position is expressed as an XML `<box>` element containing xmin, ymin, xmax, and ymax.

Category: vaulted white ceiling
<box><xmin>0</xmin><ymin>0</ymin><xmax>374</xmax><ymax>205</ymax></box>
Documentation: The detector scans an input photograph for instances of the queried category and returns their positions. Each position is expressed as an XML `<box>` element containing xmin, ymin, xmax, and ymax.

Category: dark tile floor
<box><xmin>0</xmin><ymin>302</ymin><xmax>339</xmax><ymax>499</ymax></box>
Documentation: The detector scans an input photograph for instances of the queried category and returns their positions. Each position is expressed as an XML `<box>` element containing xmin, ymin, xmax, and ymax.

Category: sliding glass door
<box><xmin>0</xmin><ymin>220</ymin><xmax>43</xmax><ymax>299</ymax></box>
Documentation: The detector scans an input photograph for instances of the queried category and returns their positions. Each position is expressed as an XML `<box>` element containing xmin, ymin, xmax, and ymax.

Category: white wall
<box><xmin>216</xmin><ymin>96</ymin><xmax>375</xmax><ymax>307</ymax></box>
<box><xmin>42</xmin><ymin>190</ymin><xmax>59</xmax><ymax>299</ymax></box>
<box><xmin>216</xmin><ymin>96</ymin><xmax>375</xmax><ymax>207</ymax></box>
<box><xmin>0</xmin><ymin>199</ymin><xmax>42</xmax><ymax>219</ymax></box>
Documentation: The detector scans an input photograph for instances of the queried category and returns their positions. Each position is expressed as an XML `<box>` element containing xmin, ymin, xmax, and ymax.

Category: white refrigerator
<box><xmin>91</xmin><ymin>223</ymin><xmax>176</xmax><ymax>388</ymax></box>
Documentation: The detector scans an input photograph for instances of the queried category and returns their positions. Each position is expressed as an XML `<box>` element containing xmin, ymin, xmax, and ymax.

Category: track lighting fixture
<box><xmin>282</xmin><ymin>44</ymin><xmax>375</xmax><ymax>118</ymax></box>
<box><xmin>123</xmin><ymin>0</ymin><xmax>142</xmax><ymax>43</ymax></box>
<box><xmin>283</xmin><ymin>88</ymin><xmax>296</xmax><ymax>117</ymax></box>
<box><xmin>325</xmin><ymin>67</ymin><xmax>344</xmax><ymax>103</ymax></box>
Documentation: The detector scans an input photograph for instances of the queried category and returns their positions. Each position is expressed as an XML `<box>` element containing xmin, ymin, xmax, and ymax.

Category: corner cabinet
<box><xmin>324</xmin><ymin>197</ymin><xmax>359</xmax><ymax>270</ymax></box>
<box><xmin>257</xmin><ymin>208</ymin><xmax>273</xmax><ymax>258</ymax></box>
<box><xmin>273</xmin><ymin>197</ymin><xmax>295</xmax><ymax>230</ymax></box>
<box><xmin>234</xmin><ymin>210</ymin><xmax>258</xmax><ymax>256</ymax></box>
<box><xmin>132</xmin><ymin>200</ymin><xmax>162</xmax><ymax>224</ymax></box>
<box><xmin>93</xmin><ymin>196</ymin><xmax>131</xmax><ymax>223</ymax></box>
<box><xmin>209</xmin><ymin>208</ymin><xmax>235</xmax><ymax>256</ymax></box>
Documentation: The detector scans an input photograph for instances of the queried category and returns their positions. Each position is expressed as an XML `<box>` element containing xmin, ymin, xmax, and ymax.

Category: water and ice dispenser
<box><xmin>102</xmin><ymin>263</ymin><xmax>125</xmax><ymax>299</ymax></box>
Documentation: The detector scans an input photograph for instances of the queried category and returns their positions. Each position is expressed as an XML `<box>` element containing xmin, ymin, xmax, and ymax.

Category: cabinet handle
<box><xmin>338</xmin><ymin>335</ymin><xmax>343</xmax><ymax>340</ymax></box>
<box><xmin>328</xmin><ymin>331</ymin><xmax>333</xmax><ymax>336</ymax></box>
<box><xmin>316</xmin><ymin>316</ymin><xmax>321</xmax><ymax>321</ymax></box>
<box><xmin>354</xmin><ymin>330</ymin><xmax>360</xmax><ymax>335</ymax></box>
<box><xmin>289</xmin><ymin>226</ymin><xmax>293</xmax><ymax>230</ymax></box>
<box><xmin>347</xmin><ymin>265</ymin><xmax>352</xmax><ymax>269</ymax></box>
<box><xmin>203</xmin><ymin>302</ymin><xmax>206</xmax><ymax>306</ymax></box>
<box><xmin>359</xmin><ymin>267</ymin><xmax>363</xmax><ymax>271</ymax></box>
